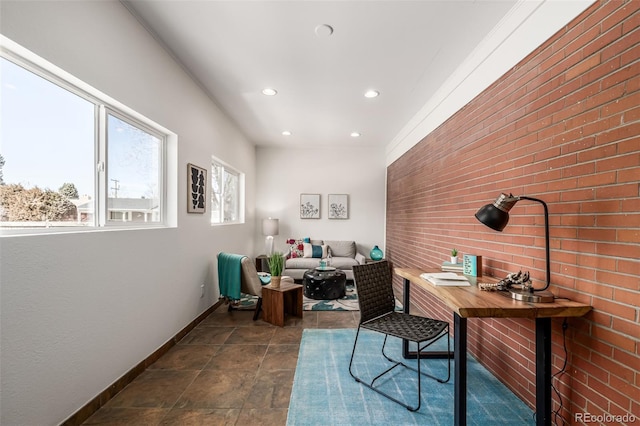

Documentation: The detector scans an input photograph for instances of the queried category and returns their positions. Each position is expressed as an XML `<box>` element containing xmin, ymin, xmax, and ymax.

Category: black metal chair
<box><xmin>349</xmin><ymin>260</ymin><xmax>451</xmax><ymax>412</ymax></box>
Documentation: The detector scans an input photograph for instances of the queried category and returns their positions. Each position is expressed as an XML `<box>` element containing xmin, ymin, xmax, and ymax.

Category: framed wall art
<box><xmin>328</xmin><ymin>194</ymin><xmax>349</xmax><ymax>219</ymax></box>
<box><xmin>300</xmin><ymin>193</ymin><xmax>320</xmax><ymax>219</ymax></box>
<box><xmin>187</xmin><ymin>163</ymin><xmax>207</xmax><ymax>213</ymax></box>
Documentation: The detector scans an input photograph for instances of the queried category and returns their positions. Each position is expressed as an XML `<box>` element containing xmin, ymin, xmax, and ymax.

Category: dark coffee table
<box><xmin>303</xmin><ymin>267</ymin><xmax>347</xmax><ymax>300</ymax></box>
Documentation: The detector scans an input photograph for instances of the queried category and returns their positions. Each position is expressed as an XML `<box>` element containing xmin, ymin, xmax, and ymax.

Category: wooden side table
<box><xmin>262</xmin><ymin>281</ymin><xmax>303</xmax><ymax>326</ymax></box>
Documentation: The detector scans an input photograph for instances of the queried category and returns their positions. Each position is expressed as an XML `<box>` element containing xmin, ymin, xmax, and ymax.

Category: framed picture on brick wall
<box><xmin>187</xmin><ymin>163</ymin><xmax>206</xmax><ymax>213</ymax></box>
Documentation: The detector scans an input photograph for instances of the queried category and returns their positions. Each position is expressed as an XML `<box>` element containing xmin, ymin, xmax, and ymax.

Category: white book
<box><xmin>420</xmin><ymin>272</ymin><xmax>470</xmax><ymax>286</ymax></box>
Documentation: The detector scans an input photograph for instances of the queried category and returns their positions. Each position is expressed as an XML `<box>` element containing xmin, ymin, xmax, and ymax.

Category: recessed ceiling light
<box><xmin>262</xmin><ymin>88</ymin><xmax>277</xmax><ymax>96</ymax></box>
<box><xmin>282</xmin><ymin>131</ymin><xmax>292</xmax><ymax>136</ymax></box>
<box><xmin>315</xmin><ymin>24</ymin><xmax>334</xmax><ymax>37</ymax></box>
<box><xmin>350</xmin><ymin>132</ymin><xmax>361</xmax><ymax>138</ymax></box>
<box><xmin>364</xmin><ymin>90</ymin><xmax>380</xmax><ymax>98</ymax></box>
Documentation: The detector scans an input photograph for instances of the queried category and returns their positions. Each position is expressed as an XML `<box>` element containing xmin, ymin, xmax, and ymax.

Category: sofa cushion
<box><xmin>329</xmin><ymin>257</ymin><xmax>359</xmax><ymax>270</ymax></box>
<box><xmin>286</xmin><ymin>238</ymin><xmax>308</xmax><ymax>258</ymax></box>
<box><xmin>325</xmin><ymin>240</ymin><xmax>356</xmax><ymax>258</ymax></box>
<box><xmin>285</xmin><ymin>256</ymin><xmax>358</xmax><ymax>271</ymax></box>
<box><xmin>286</xmin><ymin>257</ymin><xmax>322</xmax><ymax>269</ymax></box>
<box><xmin>303</xmin><ymin>243</ymin><xmax>328</xmax><ymax>258</ymax></box>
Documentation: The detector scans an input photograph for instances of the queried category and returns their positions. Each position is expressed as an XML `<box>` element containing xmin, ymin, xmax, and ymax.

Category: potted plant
<box><xmin>450</xmin><ymin>248</ymin><xmax>459</xmax><ymax>264</ymax></box>
<box><xmin>267</xmin><ymin>252</ymin><xmax>285</xmax><ymax>288</ymax></box>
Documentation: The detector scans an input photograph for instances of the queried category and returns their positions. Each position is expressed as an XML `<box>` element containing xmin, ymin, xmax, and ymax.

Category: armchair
<box><xmin>218</xmin><ymin>253</ymin><xmax>266</xmax><ymax>321</ymax></box>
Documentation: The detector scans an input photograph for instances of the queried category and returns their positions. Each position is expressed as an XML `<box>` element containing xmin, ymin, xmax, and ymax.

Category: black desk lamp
<box><xmin>475</xmin><ymin>193</ymin><xmax>554</xmax><ymax>303</ymax></box>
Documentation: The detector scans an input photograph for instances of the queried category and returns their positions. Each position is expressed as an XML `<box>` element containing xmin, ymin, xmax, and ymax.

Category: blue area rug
<box><xmin>304</xmin><ymin>283</ymin><xmax>359</xmax><ymax>311</ymax></box>
<box><xmin>287</xmin><ymin>329</ymin><xmax>534</xmax><ymax>425</ymax></box>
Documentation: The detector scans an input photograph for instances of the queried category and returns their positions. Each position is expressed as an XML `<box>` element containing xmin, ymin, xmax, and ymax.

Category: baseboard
<box><xmin>61</xmin><ymin>300</ymin><xmax>224</xmax><ymax>425</ymax></box>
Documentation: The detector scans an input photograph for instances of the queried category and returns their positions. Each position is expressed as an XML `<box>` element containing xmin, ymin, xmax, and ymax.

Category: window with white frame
<box><xmin>0</xmin><ymin>43</ymin><xmax>171</xmax><ymax>231</ymax></box>
<box><xmin>106</xmin><ymin>112</ymin><xmax>162</xmax><ymax>224</ymax></box>
<box><xmin>210</xmin><ymin>157</ymin><xmax>243</xmax><ymax>224</ymax></box>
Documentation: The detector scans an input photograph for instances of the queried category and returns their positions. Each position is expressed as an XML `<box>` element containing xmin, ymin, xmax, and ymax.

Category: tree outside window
<box><xmin>211</xmin><ymin>158</ymin><xmax>242</xmax><ymax>224</ymax></box>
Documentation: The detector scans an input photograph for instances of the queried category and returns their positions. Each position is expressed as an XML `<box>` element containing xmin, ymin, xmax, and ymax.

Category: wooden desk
<box><xmin>395</xmin><ymin>268</ymin><xmax>591</xmax><ymax>426</ymax></box>
<box><xmin>262</xmin><ymin>281</ymin><xmax>303</xmax><ymax>327</ymax></box>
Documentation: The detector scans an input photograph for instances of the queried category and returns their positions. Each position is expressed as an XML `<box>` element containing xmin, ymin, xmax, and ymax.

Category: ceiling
<box><xmin>122</xmin><ymin>1</ymin><xmax>522</xmax><ymax>149</ymax></box>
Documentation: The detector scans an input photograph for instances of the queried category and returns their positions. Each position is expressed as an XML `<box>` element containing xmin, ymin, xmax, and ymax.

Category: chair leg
<box><xmin>350</xmin><ymin>329</ymin><xmax>421</xmax><ymax>412</ymax></box>
<box><xmin>380</xmin><ymin>327</ymin><xmax>451</xmax><ymax>384</ymax></box>
<box><xmin>226</xmin><ymin>296</ymin><xmax>262</xmax><ymax>321</ymax></box>
<box><xmin>253</xmin><ymin>297</ymin><xmax>262</xmax><ymax>321</ymax></box>
<box><xmin>350</xmin><ymin>326</ymin><xmax>451</xmax><ymax>412</ymax></box>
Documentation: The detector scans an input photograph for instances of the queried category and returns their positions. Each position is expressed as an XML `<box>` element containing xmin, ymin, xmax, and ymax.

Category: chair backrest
<box><xmin>240</xmin><ymin>256</ymin><xmax>263</xmax><ymax>297</ymax></box>
<box><xmin>352</xmin><ymin>260</ymin><xmax>396</xmax><ymax>323</ymax></box>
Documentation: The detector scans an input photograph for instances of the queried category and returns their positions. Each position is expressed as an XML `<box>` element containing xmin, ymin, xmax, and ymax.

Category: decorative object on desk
<box><xmin>262</xmin><ymin>217</ymin><xmax>279</xmax><ymax>256</ymax></box>
<box><xmin>450</xmin><ymin>248</ymin><xmax>458</xmax><ymax>264</ymax></box>
<box><xmin>328</xmin><ymin>194</ymin><xmax>349</xmax><ymax>219</ymax></box>
<box><xmin>300</xmin><ymin>193</ymin><xmax>320</xmax><ymax>219</ymax></box>
<box><xmin>441</xmin><ymin>261</ymin><xmax>463</xmax><ymax>272</ymax></box>
<box><xmin>463</xmin><ymin>254</ymin><xmax>482</xmax><ymax>277</ymax></box>
<box><xmin>267</xmin><ymin>252</ymin><xmax>285</xmax><ymax>288</ymax></box>
<box><xmin>420</xmin><ymin>272</ymin><xmax>470</xmax><ymax>286</ymax></box>
<box><xmin>369</xmin><ymin>245</ymin><xmax>383</xmax><ymax>261</ymax></box>
<box><xmin>475</xmin><ymin>193</ymin><xmax>554</xmax><ymax>303</ymax></box>
<box><xmin>187</xmin><ymin>163</ymin><xmax>206</xmax><ymax>213</ymax></box>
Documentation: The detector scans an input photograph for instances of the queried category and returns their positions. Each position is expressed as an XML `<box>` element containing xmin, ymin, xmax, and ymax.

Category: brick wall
<box><xmin>386</xmin><ymin>1</ymin><xmax>639</xmax><ymax>423</ymax></box>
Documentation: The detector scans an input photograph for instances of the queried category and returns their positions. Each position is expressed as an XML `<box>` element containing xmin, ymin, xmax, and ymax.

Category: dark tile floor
<box><xmin>84</xmin><ymin>305</ymin><xmax>359</xmax><ymax>425</ymax></box>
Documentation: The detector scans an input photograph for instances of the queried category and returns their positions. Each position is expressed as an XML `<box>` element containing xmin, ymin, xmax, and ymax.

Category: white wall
<box><xmin>255</xmin><ymin>146</ymin><xmax>386</xmax><ymax>257</ymax></box>
<box><xmin>0</xmin><ymin>1</ymin><xmax>256</xmax><ymax>424</ymax></box>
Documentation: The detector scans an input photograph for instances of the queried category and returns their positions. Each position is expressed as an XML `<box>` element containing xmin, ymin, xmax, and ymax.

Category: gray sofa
<box><xmin>283</xmin><ymin>239</ymin><xmax>366</xmax><ymax>280</ymax></box>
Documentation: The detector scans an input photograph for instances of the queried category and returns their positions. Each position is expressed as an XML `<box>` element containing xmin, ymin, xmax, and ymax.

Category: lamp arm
<box><xmin>517</xmin><ymin>196</ymin><xmax>550</xmax><ymax>292</ymax></box>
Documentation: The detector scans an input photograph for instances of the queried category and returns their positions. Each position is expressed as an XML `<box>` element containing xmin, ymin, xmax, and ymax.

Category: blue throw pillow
<box><xmin>303</xmin><ymin>243</ymin><xmax>328</xmax><ymax>258</ymax></box>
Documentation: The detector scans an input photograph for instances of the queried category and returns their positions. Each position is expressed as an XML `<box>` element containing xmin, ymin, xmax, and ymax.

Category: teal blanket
<box><xmin>218</xmin><ymin>252</ymin><xmax>246</xmax><ymax>300</ymax></box>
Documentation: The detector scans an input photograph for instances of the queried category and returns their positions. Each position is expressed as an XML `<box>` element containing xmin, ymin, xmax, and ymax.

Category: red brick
<box><xmin>577</xmin><ymin>172</ymin><xmax>616</xmax><ymax>188</ymax></box>
<box><xmin>596</xmin><ymin>213</ymin><xmax>636</xmax><ymax>227</ymax></box>
<box><xmin>566</xmin><ymin>53</ymin><xmax>602</xmax><ymax>81</ymax></box>
<box><xmin>617</xmin><ymin>228</ymin><xmax>640</xmax><ymax>243</ymax></box>
<box><xmin>595</xmin><ymin>183</ymin><xmax>639</xmax><ymax>199</ymax></box>
<box><xmin>616</xmin><ymin>166</ymin><xmax>639</xmax><ymax>184</ymax></box>
<box><xmin>590</xmin><ymin>323</ymin><xmax>636</xmax><ymax>352</ymax></box>
<box><xmin>596</xmin><ymin>152</ymin><xmax>640</xmax><ymax>172</ymax></box>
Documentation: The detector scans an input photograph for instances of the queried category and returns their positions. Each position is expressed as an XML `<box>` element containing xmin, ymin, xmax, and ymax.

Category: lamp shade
<box><xmin>474</xmin><ymin>193</ymin><xmax>518</xmax><ymax>232</ymax></box>
<box><xmin>262</xmin><ymin>218</ymin><xmax>279</xmax><ymax>236</ymax></box>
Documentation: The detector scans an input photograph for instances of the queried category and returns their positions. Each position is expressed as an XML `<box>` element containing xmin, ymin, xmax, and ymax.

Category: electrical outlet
<box><xmin>200</xmin><ymin>284</ymin><xmax>205</xmax><ymax>298</ymax></box>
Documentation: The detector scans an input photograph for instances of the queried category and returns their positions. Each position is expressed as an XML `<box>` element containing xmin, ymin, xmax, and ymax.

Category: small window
<box><xmin>106</xmin><ymin>112</ymin><xmax>162</xmax><ymax>224</ymax></box>
<box><xmin>211</xmin><ymin>157</ymin><xmax>243</xmax><ymax>224</ymax></box>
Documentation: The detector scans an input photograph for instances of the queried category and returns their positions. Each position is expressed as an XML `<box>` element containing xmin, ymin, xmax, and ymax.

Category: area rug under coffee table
<box><xmin>303</xmin><ymin>283</ymin><xmax>359</xmax><ymax>311</ymax></box>
<box><xmin>238</xmin><ymin>284</ymin><xmax>401</xmax><ymax>312</ymax></box>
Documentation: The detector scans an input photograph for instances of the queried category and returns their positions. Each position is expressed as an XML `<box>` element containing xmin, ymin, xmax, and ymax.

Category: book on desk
<box><xmin>420</xmin><ymin>272</ymin><xmax>470</xmax><ymax>286</ymax></box>
<box><xmin>441</xmin><ymin>261</ymin><xmax>463</xmax><ymax>272</ymax></box>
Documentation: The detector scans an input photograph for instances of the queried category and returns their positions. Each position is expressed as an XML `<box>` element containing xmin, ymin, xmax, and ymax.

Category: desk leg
<box><xmin>402</xmin><ymin>277</ymin><xmax>454</xmax><ymax>359</ymax></box>
<box><xmin>536</xmin><ymin>318</ymin><xmax>552</xmax><ymax>426</ymax></box>
<box><xmin>454</xmin><ymin>313</ymin><xmax>467</xmax><ymax>426</ymax></box>
<box><xmin>403</xmin><ymin>278</ymin><xmax>411</xmax><ymax>358</ymax></box>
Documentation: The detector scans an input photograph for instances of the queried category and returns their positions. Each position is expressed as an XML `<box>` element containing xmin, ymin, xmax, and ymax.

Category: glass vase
<box><xmin>370</xmin><ymin>245</ymin><xmax>383</xmax><ymax>261</ymax></box>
